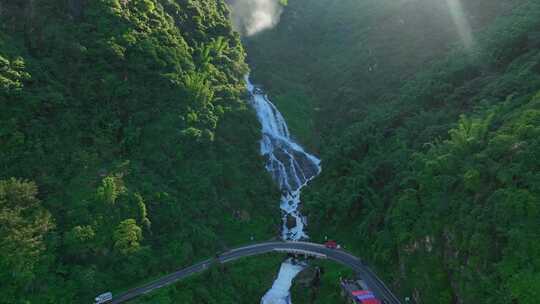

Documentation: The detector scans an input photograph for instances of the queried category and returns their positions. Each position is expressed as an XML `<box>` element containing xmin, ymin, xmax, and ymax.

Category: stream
<box><xmin>246</xmin><ymin>76</ymin><xmax>321</xmax><ymax>304</ymax></box>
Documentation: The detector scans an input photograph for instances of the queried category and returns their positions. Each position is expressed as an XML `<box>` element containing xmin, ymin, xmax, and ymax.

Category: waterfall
<box><xmin>246</xmin><ymin>76</ymin><xmax>321</xmax><ymax>304</ymax></box>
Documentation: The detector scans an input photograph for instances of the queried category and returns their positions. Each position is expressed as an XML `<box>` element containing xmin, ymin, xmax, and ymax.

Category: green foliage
<box><xmin>247</xmin><ymin>0</ymin><xmax>540</xmax><ymax>302</ymax></box>
<box><xmin>0</xmin><ymin>0</ymin><xmax>279</xmax><ymax>302</ymax></box>
<box><xmin>114</xmin><ymin>219</ymin><xmax>144</xmax><ymax>255</ymax></box>
<box><xmin>390</xmin><ymin>94</ymin><xmax>540</xmax><ymax>303</ymax></box>
<box><xmin>65</xmin><ymin>225</ymin><xmax>96</xmax><ymax>257</ymax></box>
<box><xmin>97</xmin><ymin>176</ymin><xmax>124</xmax><ymax>205</ymax></box>
<box><xmin>144</xmin><ymin>254</ymin><xmax>286</xmax><ymax>304</ymax></box>
<box><xmin>0</xmin><ymin>55</ymin><xmax>30</xmax><ymax>92</ymax></box>
<box><xmin>0</xmin><ymin>178</ymin><xmax>54</xmax><ymax>300</ymax></box>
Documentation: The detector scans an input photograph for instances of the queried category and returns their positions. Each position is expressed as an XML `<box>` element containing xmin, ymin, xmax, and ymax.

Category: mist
<box><xmin>227</xmin><ymin>0</ymin><xmax>284</xmax><ymax>36</ymax></box>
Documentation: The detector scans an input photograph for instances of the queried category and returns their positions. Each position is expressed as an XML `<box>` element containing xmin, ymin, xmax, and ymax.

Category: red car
<box><xmin>324</xmin><ymin>240</ymin><xmax>338</xmax><ymax>249</ymax></box>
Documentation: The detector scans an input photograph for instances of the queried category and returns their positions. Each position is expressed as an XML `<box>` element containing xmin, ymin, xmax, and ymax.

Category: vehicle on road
<box><xmin>324</xmin><ymin>240</ymin><xmax>338</xmax><ymax>249</ymax></box>
<box><xmin>351</xmin><ymin>290</ymin><xmax>382</xmax><ymax>304</ymax></box>
<box><xmin>112</xmin><ymin>242</ymin><xmax>401</xmax><ymax>304</ymax></box>
<box><xmin>95</xmin><ymin>292</ymin><xmax>112</xmax><ymax>304</ymax></box>
<box><xmin>340</xmin><ymin>277</ymin><xmax>382</xmax><ymax>304</ymax></box>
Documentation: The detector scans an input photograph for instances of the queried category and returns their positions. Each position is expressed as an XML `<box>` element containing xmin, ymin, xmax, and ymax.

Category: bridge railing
<box><xmin>272</xmin><ymin>248</ymin><xmax>327</xmax><ymax>259</ymax></box>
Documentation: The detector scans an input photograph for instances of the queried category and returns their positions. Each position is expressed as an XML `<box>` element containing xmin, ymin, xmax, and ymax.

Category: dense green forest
<box><xmin>247</xmin><ymin>0</ymin><xmax>540</xmax><ymax>303</ymax></box>
<box><xmin>3</xmin><ymin>0</ymin><xmax>540</xmax><ymax>303</ymax></box>
<box><xmin>0</xmin><ymin>1</ymin><xmax>283</xmax><ymax>303</ymax></box>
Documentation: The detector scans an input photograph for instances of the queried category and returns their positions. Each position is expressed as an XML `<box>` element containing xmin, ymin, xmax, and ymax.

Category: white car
<box><xmin>95</xmin><ymin>292</ymin><xmax>112</xmax><ymax>304</ymax></box>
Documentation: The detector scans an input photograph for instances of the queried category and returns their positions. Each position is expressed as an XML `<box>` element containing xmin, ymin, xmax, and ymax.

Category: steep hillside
<box><xmin>247</xmin><ymin>0</ymin><xmax>528</xmax><ymax>145</ymax></box>
<box><xmin>246</xmin><ymin>0</ymin><xmax>540</xmax><ymax>303</ymax></box>
<box><xmin>0</xmin><ymin>1</ymin><xmax>279</xmax><ymax>303</ymax></box>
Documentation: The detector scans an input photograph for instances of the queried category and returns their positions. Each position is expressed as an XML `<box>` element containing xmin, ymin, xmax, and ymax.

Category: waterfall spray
<box><xmin>228</xmin><ymin>0</ymin><xmax>285</xmax><ymax>36</ymax></box>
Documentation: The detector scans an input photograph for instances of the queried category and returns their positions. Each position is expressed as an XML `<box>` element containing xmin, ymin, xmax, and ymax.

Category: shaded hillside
<box><xmin>246</xmin><ymin>0</ymin><xmax>540</xmax><ymax>303</ymax></box>
<box><xmin>247</xmin><ymin>0</ymin><xmax>526</xmax><ymax>144</ymax></box>
<box><xmin>0</xmin><ymin>1</ymin><xmax>279</xmax><ymax>303</ymax></box>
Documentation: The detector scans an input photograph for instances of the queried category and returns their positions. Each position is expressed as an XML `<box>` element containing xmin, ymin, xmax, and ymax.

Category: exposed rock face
<box><xmin>286</xmin><ymin>214</ymin><xmax>296</xmax><ymax>230</ymax></box>
<box><xmin>265</xmin><ymin>135</ymin><xmax>320</xmax><ymax>192</ymax></box>
<box><xmin>294</xmin><ymin>266</ymin><xmax>321</xmax><ymax>287</ymax></box>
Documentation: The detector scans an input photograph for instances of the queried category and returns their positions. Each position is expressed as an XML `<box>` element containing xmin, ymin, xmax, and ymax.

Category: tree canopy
<box><xmin>0</xmin><ymin>0</ymin><xmax>280</xmax><ymax>302</ymax></box>
<box><xmin>247</xmin><ymin>0</ymin><xmax>540</xmax><ymax>302</ymax></box>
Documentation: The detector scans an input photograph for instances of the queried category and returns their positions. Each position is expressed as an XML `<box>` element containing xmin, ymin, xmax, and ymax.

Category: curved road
<box><xmin>109</xmin><ymin>241</ymin><xmax>401</xmax><ymax>304</ymax></box>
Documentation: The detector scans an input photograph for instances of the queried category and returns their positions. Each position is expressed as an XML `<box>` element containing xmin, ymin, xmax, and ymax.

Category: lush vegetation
<box><xmin>132</xmin><ymin>254</ymin><xmax>286</xmax><ymax>303</ymax></box>
<box><xmin>0</xmin><ymin>1</ymin><xmax>283</xmax><ymax>303</ymax></box>
<box><xmin>290</xmin><ymin>259</ymin><xmax>354</xmax><ymax>304</ymax></box>
<box><xmin>4</xmin><ymin>0</ymin><xmax>540</xmax><ymax>303</ymax></box>
<box><xmin>246</xmin><ymin>0</ymin><xmax>540</xmax><ymax>303</ymax></box>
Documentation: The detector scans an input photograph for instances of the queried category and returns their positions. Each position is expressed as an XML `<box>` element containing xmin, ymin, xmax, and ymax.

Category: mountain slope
<box><xmin>0</xmin><ymin>1</ymin><xmax>280</xmax><ymax>302</ymax></box>
<box><xmin>246</xmin><ymin>0</ymin><xmax>540</xmax><ymax>303</ymax></box>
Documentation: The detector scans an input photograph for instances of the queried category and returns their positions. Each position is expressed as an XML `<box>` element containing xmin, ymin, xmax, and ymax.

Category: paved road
<box><xmin>109</xmin><ymin>241</ymin><xmax>401</xmax><ymax>304</ymax></box>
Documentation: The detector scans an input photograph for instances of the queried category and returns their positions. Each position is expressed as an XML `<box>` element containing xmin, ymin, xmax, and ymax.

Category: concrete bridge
<box><xmin>108</xmin><ymin>241</ymin><xmax>401</xmax><ymax>304</ymax></box>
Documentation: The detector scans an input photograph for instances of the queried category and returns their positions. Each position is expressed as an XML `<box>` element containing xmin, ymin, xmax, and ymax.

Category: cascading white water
<box><xmin>246</xmin><ymin>76</ymin><xmax>321</xmax><ymax>304</ymax></box>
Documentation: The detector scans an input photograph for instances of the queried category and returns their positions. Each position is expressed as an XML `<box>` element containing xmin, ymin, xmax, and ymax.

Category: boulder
<box><xmin>286</xmin><ymin>214</ymin><xmax>296</xmax><ymax>230</ymax></box>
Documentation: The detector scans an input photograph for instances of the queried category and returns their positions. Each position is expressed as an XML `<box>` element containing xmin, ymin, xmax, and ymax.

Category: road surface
<box><xmin>109</xmin><ymin>241</ymin><xmax>401</xmax><ymax>304</ymax></box>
